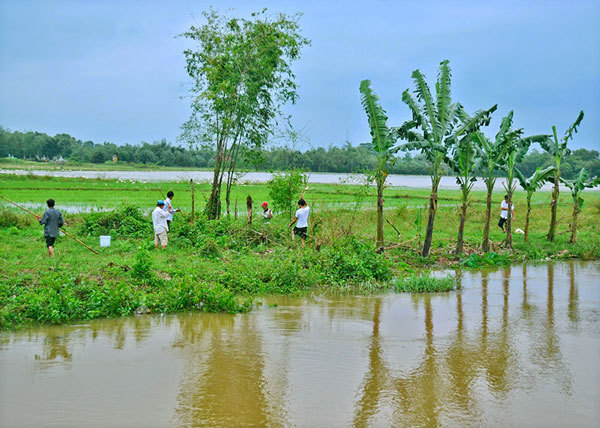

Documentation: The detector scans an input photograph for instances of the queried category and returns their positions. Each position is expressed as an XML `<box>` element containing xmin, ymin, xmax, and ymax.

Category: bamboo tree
<box><xmin>399</xmin><ymin>60</ymin><xmax>496</xmax><ymax>257</ymax></box>
<box><xmin>515</xmin><ymin>166</ymin><xmax>555</xmax><ymax>242</ymax></box>
<box><xmin>359</xmin><ymin>80</ymin><xmax>400</xmax><ymax>250</ymax></box>
<box><xmin>539</xmin><ymin>111</ymin><xmax>584</xmax><ymax>241</ymax></box>
<box><xmin>560</xmin><ymin>168</ymin><xmax>600</xmax><ymax>244</ymax></box>
<box><xmin>181</xmin><ymin>9</ymin><xmax>309</xmax><ymax>219</ymax></box>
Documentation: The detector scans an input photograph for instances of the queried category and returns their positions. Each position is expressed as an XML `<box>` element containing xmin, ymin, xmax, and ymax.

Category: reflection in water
<box><xmin>1</xmin><ymin>261</ymin><xmax>599</xmax><ymax>427</ymax></box>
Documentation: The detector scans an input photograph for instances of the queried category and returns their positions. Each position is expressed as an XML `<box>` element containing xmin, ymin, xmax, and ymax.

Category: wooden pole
<box><xmin>234</xmin><ymin>198</ymin><xmax>238</xmax><ymax>220</ymax></box>
<box><xmin>246</xmin><ymin>195</ymin><xmax>253</xmax><ymax>226</ymax></box>
<box><xmin>0</xmin><ymin>194</ymin><xmax>99</xmax><ymax>254</ymax></box>
<box><xmin>190</xmin><ymin>179</ymin><xmax>195</xmax><ymax>222</ymax></box>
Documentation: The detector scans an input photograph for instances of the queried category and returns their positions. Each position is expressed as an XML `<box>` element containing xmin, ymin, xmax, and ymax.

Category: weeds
<box><xmin>460</xmin><ymin>252</ymin><xmax>511</xmax><ymax>268</ymax></box>
<box><xmin>394</xmin><ymin>275</ymin><xmax>458</xmax><ymax>293</ymax></box>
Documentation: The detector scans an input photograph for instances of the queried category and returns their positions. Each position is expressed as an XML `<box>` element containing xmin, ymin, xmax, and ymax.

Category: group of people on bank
<box><xmin>150</xmin><ymin>193</ymin><xmax>311</xmax><ymax>250</ymax></box>
<box><xmin>37</xmin><ymin>192</ymin><xmax>513</xmax><ymax>255</ymax></box>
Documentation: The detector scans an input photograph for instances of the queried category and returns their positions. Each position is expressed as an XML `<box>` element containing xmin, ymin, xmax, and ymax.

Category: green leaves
<box><xmin>516</xmin><ymin>165</ymin><xmax>555</xmax><ymax>194</ymax></box>
<box><xmin>359</xmin><ymin>80</ymin><xmax>392</xmax><ymax>154</ymax></box>
<box><xmin>561</xmin><ymin>167</ymin><xmax>600</xmax><ymax>209</ymax></box>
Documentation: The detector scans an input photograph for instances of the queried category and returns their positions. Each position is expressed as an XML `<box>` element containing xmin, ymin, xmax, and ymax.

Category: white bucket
<box><xmin>99</xmin><ymin>235</ymin><xmax>111</xmax><ymax>247</ymax></box>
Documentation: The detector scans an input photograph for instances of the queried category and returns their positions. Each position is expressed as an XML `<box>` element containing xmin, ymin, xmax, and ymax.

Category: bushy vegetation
<box><xmin>0</xmin><ymin>208</ymin><xmax>34</xmax><ymax>228</ymax></box>
<box><xmin>460</xmin><ymin>252</ymin><xmax>511</xmax><ymax>268</ymax></box>
<box><xmin>0</xmin><ymin>272</ymin><xmax>249</xmax><ymax>329</ymax></box>
<box><xmin>81</xmin><ymin>206</ymin><xmax>151</xmax><ymax>237</ymax></box>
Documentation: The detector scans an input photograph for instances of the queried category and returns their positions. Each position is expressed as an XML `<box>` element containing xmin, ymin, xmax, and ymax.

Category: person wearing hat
<box><xmin>152</xmin><ymin>200</ymin><xmax>170</xmax><ymax>250</ymax></box>
<box><xmin>261</xmin><ymin>202</ymin><xmax>273</xmax><ymax>223</ymax></box>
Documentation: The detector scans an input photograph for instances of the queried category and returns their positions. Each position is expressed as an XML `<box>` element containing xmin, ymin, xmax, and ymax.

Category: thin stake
<box><xmin>0</xmin><ymin>194</ymin><xmax>99</xmax><ymax>254</ymax></box>
<box><xmin>190</xmin><ymin>179</ymin><xmax>195</xmax><ymax>222</ymax></box>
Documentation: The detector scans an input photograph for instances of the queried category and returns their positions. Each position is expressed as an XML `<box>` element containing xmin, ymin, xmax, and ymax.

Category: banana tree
<box><xmin>472</xmin><ymin>112</ymin><xmax>523</xmax><ymax>252</ymax></box>
<box><xmin>399</xmin><ymin>60</ymin><xmax>496</xmax><ymax>257</ymax></box>
<box><xmin>500</xmin><ymin>122</ymin><xmax>550</xmax><ymax>249</ymax></box>
<box><xmin>446</xmin><ymin>134</ymin><xmax>479</xmax><ymax>256</ymax></box>
<box><xmin>560</xmin><ymin>168</ymin><xmax>600</xmax><ymax>244</ymax></box>
<box><xmin>359</xmin><ymin>79</ymin><xmax>400</xmax><ymax>250</ymax></box>
<box><xmin>539</xmin><ymin>111</ymin><xmax>584</xmax><ymax>241</ymax></box>
<box><xmin>515</xmin><ymin>165</ymin><xmax>555</xmax><ymax>242</ymax></box>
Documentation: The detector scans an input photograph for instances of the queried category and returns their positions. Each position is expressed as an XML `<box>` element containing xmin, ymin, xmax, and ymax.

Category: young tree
<box><xmin>446</xmin><ymin>135</ymin><xmax>478</xmax><ymax>256</ymax></box>
<box><xmin>267</xmin><ymin>169</ymin><xmax>308</xmax><ymax>220</ymax></box>
<box><xmin>399</xmin><ymin>60</ymin><xmax>496</xmax><ymax>257</ymax></box>
<box><xmin>181</xmin><ymin>9</ymin><xmax>309</xmax><ymax>219</ymax></box>
<box><xmin>472</xmin><ymin>118</ymin><xmax>513</xmax><ymax>252</ymax></box>
<box><xmin>359</xmin><ymin>80</ymin><xmax>402</xmax><ymax>250</ymax></box>
<box><xmin>540</xmin><ymin>111</ymin><xmax>584</xmax><ymax>241</ymax></box>
<box><xmin>560</xmin><ymin>168</ymin><xmax>600</xmax><ymax>244</ymax></box>
<box><xmin>515</xmin><ymin>165</ymin><xmax>555</xmax><ymax>242</ymax></box>
<box><xmin>499</xmin><ymin>117</ymin><xmax>549</xmax><ymax>249</ymax></box>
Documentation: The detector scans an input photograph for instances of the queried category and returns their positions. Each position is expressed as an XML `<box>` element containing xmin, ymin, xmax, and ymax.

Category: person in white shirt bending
<box><xmin>152</xmin><ymin>200</ymin><xmax>170</xmax><ymax>250</ymax></box>
<box><xmin>289</xmin><ymin>198</ymin><xmax>310</xmax><ymax>239</ymax></box>
<box><xmin>498</xmin><ymin>194</ymin><xmax>515</xmax><ymax>233</ymax></box>
<box><xmin>163</xmin><ymin>191</ymin><xmax>181</xmax><ymax>232</ymax></box>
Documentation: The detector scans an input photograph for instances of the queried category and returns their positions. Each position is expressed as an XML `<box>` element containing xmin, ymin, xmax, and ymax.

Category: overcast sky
<box><xmin>1</xmin><ymin>0</ymin><xmax>598</xmax><ymax>151</ymax></box>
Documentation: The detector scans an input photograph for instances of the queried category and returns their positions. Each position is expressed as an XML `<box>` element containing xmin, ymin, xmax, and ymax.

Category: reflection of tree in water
<box><xmin>528</xmin><ymin>263</ymin><xmax>572</xmax><ymax>394</ymax></box>
<box><xmin>351</xmin><ymin>264</ymin><xmax>578</xmax><ymax>427</ymax></box>
<box><xmin>173</xmin><ymin>312</ymin><xmax>282</xmax><ymax>427</ymax></box>
<box><xmin>568</xmin><ymin>262</ymin><xmax>579</xmax><ymax>323</ymax></box>
<box><xmin>352</xmin><ymin>299</ymin><xmax>387</xmax><ymax>428</ymax></box>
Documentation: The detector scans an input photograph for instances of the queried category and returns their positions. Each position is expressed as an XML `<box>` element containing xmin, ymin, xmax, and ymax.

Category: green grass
<box><xmin>1</xmin><ymin>173</ymin><xmax>599</xmax><ymax>330</ymax></box>
<box><xmin>394</xmin><ymin>275</ymin><xmax>458</xmax><ymax>293</ymax></box>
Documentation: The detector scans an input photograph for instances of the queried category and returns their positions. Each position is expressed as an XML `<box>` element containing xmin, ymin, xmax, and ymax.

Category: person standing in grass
<box><xmin>498</xmin><ymin>194</ymin><xmax>515</xmax><ymax>233</ymax></box>
<box><xmin>288</xmin><ymin>198</ymin><xmax>310</xmax><ymax>239</ymax></box>
<box><xmin>37</xmin><ymin>198</ymin><xmax>64</xmax><ymax>257</ymax></box>
<box><xmin>261</xmin><ymin>201</ymin><xmax>273</xmax><ymax>223</ymax></box>
<box><xmin>153</xmin><ymin>200</ymin><xmax>170</xmax><ymax>250</ymax></box>
<box><xmin>163</xmin><ymin>191</ymin><xmax>180</xmax><ymax>232</ymax></box>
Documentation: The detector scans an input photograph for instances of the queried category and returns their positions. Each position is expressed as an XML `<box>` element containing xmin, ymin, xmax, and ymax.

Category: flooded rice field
<box><xmin>0</xmin><ymin>169</ymin><xmax>571</xmax><ymax>191</ymax></box>
<box><xmin>1</xmin><ymin>261</ymin><xmax>599</xmax><ymax>427</ymax></box>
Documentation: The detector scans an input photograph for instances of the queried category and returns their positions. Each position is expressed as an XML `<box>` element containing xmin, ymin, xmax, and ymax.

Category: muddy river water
<box><xmin>1</xmin><ymin>261</ymin><xmax>599</xmax><ymax>427</ymax></box>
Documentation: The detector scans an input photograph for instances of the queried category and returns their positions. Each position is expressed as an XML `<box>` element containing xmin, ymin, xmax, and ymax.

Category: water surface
<box><xmin>1</xmin><ymin>261</ymin><xmax>599</xmax><ymax>427</ymax></box>
<box><xmin>0</xmin><ymin>169</ymin><xmax>572</xmax><ymax>191</ymax></box>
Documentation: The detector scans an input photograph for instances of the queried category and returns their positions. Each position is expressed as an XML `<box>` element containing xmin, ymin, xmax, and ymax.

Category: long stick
<box><xmin>0</xmin><ymin>195</ymin><xmax>99</xmax><ymax>254</ymax></box>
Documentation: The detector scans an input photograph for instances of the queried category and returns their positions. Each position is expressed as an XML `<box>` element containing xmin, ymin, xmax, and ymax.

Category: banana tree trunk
<box><xmin>376</xmin><ymin>182</ymin><xmax>384</xmax><ymax>250</ymax></box>
<box><xmin>547</xmin><ymin>175</ymin><xmax>559</xmax><ymax>242</ymax></box>
<box><xmin>570</xmin><ymin>203</ymin><xmax>579</xmax><ymax>244</ymax></box>
<box><xmin>505</xmin><ymin>194</ymin><xmax>513</xmax><ymax>249</ymax></box>
<box><xmin>455</xmin><ymin>200</ymin><xmax>467</xmax><ymax>256</ymax></box>
<box><xmin>524</xmin><ymin>195</ymin><xmax>532</xmax><ymax>242</ymax></box>
<box><xmin>482</xmin><ymin>185</ymin><xmax>493</xmax><ymax>252</ymax></box>
<box><xmin>422</xmin><ymin>183</ymin><xmax>440</xmax><ymax>258</ymax></box>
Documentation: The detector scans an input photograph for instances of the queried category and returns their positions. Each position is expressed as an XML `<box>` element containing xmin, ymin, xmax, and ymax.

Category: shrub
<box><xmin>460</xmin><ymin>252</ymin><xmax>510</xmax><ymax>268</ymax></box>
<box><xmin>0</xmin><ymin>208</ymin><xmax>34</xmax><ymax>228</ymax></box>
<box><xmin>81</xmin><ymin>206</ymin><xmax>151</xmax><ymax>237</ymax></box>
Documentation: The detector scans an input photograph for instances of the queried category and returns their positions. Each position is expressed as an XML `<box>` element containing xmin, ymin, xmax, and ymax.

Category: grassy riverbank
<box><xmin>1</xmin><ymin>174</ymin><xmax>599</xmax><ymax>329</ymax></box>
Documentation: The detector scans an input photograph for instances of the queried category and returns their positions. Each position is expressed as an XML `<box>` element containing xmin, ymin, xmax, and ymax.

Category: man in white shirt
<box><xmin>153</xmin><ymin>200</ymin><xmax>170</xmax><ymax>250</ymax></box>
<box><xmin>288</xmin><ymin>198</ymin><xmax>310</xmax><ymax>239</ymax></box>
<box><xmin>163</xmin><ymin>191</ymin><xmax>180</xmax><ymax>232</ymax></box>
<box><xmin>498</xmin><ymin>195</ymin><xmax>515</xmax><ymax>233</ymax></box>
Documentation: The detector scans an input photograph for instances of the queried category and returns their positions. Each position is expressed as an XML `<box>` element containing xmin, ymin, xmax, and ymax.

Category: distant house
<box><xmin>112</xmin><ymin>155</ymin><xmax>118</xmax><ymax>163</ymax></box>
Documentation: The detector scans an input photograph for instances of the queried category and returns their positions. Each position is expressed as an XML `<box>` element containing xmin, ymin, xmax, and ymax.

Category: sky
<box><xmin>0</xmin><ymin>0</ymin><xmax>599</xmax><ymax>151</ymax></box>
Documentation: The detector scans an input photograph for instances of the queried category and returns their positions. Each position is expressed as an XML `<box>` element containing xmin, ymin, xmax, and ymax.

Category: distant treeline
<box><xmin>1</xmin><ymin>126</ymin><xmax>599</xmax><ymax>178</ymax></box>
